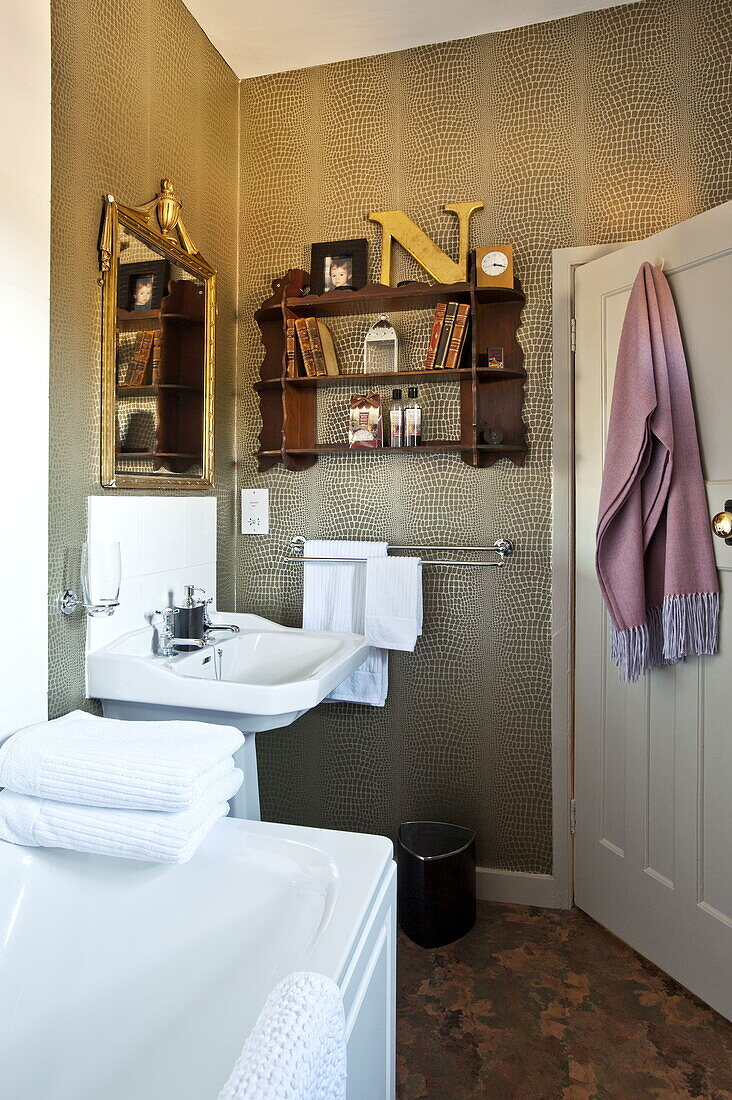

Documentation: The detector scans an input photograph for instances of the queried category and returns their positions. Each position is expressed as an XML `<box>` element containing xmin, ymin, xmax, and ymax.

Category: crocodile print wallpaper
<box><xmin>236</xmin><ymin>0</ymin><xmax>732</xmax><ymax>872</ymax></box>
<box><xmin>49</xmin><ymin>0</ymin><xmax>239</xmax><ymax>717</ymax></box>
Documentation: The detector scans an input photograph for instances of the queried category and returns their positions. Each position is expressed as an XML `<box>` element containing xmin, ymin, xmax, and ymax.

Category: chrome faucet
<box><xmin>202</xmin><ymin>598</ymin><xmax>240</xmax><ymax>637</ymax></box>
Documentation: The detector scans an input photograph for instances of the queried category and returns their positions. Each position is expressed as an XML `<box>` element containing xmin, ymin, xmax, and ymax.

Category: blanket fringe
<box><xmin>611</xmin><ymin>592</ymin><xmax>719</xmax><ymax>682</ymax></box>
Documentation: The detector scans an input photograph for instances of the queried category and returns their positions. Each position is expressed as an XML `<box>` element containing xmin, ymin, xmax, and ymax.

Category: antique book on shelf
<box><xmin>443</xmin><ymin>304</ymin><xmax>471</xmax><ymax>370</ymax></box>
<box><xmin>127</xmin><ymin>330</ymin><xmax>155</xmax><ymax>386</ymax></box>
<box><xmin>150</xmin><ymin>331</ymin><xmax>162</xmax><ymax>384</ymax></box>
<box><xmin>424</xmin><ymin>302</ymin><xmax>447</xmax><ymax>370</ymax></box>
<box><xmin>316</xmin><ymin>321</ymin><xmax>339</xmax><ymax>376</ymax></box>
<box><xmin>294</xmin><ymin>318</ymin><xmax>318</xmax><ymax>377</ymax></box>
<box><xmin>124</xmin><ymin>331</ymin><xmax>145</xmax><ymax>384</ymax></box>
<box><xmin>305</xmin><ymin>317</ymin><xmax>328</xmax><ymax>376</ymax></box>
<box><xmin>433</xmin><ymin>302</ymin><xmax>459</xmax><ymax>370</ymax></box>
<box><xmin>285</xmin><ymin>318</ymin><xmax>298</xmax><ymax>377</ymax></box>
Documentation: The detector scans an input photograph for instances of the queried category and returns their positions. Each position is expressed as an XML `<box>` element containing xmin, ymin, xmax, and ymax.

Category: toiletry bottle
<box><xmin>390</xmin><ymin>389</ymin><xmax>404</xmax><ymax>448</ymax></box>
<box><xmin>405</xmin><ymin>387</ymin><xmax>422</xmax><ymax>447</ymax></box>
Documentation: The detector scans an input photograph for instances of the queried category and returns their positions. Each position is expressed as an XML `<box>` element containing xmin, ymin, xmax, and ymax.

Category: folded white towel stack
<box><xmin>0</xmin><ymin>710</ymin><xmax>244</xmax><ymax>863</ymax></box>
<box><xmin>219</xmin><ymin>971</ymin><xmax>346</xmax><ymax>1100</ymax></box>
<box><xmin>364</xmin><ymin>555</ymin><xmax>423</xmax><ymax>652</ymax></box>
<box><xmin>0</xmin><ymin>710</ymin><xmax>243</xmax><ymax>810</ymax></box>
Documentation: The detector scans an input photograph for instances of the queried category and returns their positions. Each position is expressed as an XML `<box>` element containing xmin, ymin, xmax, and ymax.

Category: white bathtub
<box><xmin>0</xmin><ymin>818</ymin><xmax>396</xmax><ymax>1100</ymax></box>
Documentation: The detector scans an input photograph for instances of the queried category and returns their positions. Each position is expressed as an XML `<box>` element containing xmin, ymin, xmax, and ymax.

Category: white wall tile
<box><xmin>141</xmin><ymin>496</ymin><xmax>186</xmax><ymax>574</ymax></box>
<box><xmin>140</xmin><ymin>569</ymin><xmax>186</xmax><ymax>624</ymax></box>
<box><xmin>85</xmin><ymin>496</ymin><xmax>217</xmax><ymax>653</ymax></box>
<box><xmin>184</xmin><ymin>497</ymin><xmax>217</xmax><ymax>566</ymax></box>
<box><xmin>87</xmin><ymin>495</ymin><xmax>144</xmax><ymax>579</ymax></box>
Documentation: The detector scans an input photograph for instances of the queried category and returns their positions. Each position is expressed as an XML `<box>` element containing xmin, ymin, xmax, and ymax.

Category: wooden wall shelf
<box><xmin>254</xmin><ymin>267</ymin><xmax>527</xmax><ymax>472</ymax></box>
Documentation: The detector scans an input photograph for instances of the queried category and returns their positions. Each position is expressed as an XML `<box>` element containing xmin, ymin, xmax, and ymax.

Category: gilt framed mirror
<box><xmin>99</xmin><ymin>180</ymin><xmax>216</xmax><ymax>489</ymax></box>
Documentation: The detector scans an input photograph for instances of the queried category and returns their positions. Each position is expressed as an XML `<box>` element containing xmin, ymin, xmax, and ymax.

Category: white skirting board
<box><xmin>476</xmin><ymin>867</ymin><xmax>567</xmax><ymax>909</ymax></box>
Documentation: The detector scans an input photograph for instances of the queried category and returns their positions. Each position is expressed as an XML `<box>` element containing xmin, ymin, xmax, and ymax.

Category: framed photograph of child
<box><xmin>309</xmin><ymin>239</ymin><xmax>368</xmax><ymax>296</ymax></box>
<box><xmin>117</xmin><ymin>259</ymin><xmax>171</xmax><ymax>313</ymax></box>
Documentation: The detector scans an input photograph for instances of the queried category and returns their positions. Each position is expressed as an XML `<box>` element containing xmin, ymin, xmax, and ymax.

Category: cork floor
<box><xmin>396</xmin><ymin>904</ymin><xmax>732</xmax><ymax>1099</ymax></box>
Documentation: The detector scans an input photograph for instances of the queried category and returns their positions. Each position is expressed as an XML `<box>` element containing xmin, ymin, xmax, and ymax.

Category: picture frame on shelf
<box><xmin>309</xmin><ymin>238</ymin><xmax>368</xmax><ymax>295</ymax></box>
<box><xmin>117</xmin><ymin>259</ymin><xmax>170</xmax><ymax>313</ymax></box>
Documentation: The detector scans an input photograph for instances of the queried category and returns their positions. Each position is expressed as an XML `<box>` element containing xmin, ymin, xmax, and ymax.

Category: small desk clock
<box><xmin>474</xmin><ymin>245</ymin><xmax>514</xmax><ymax>289</ymax></box>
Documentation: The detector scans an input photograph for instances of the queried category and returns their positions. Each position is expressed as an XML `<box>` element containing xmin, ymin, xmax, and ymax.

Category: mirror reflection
<box><xmin>115</xmin><ymin>227</ymin><xmax>205</xmax><ymax>479</ymax></box>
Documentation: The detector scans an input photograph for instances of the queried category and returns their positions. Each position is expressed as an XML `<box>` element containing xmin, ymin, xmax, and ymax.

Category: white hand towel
<box><xmin>0</xmin><ymin>767</ymin><xmax>243</xmax><ymax>863</ymax></box>
<box><xmin>219</xmin><ymin>972</ymin><xmax>346</xmax><ymax>1100</ymax></box>
<box><xmin>364</xmin><ymin>555</ymin><xmax>423</xmax><ymax>652</ymax></box>
<box><xmin>302</xmin><ymin>540</ymin><xmax>388</xmax><ymax>707</ymax></box>
<box><xmin>0</xmin><ymin>710</ymin><xmax>244</xmax><ymax>811</ymax></box>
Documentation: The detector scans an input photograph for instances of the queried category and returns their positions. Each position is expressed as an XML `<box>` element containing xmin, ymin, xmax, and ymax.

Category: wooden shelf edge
<box><xmin>255</xmin><ymin>279</ymin><xmax>510</xmax><ymax>320</ymax></box>
<box><xmin>255</xmin><ymin>443</ymin><xmax>527</xmax><ymax>458</ymax></box>
<box><xmin>118</xmin><ymin>450</ymin><xmax>201</xmax><ymax>459</ymax></box>
<box><xmin>255</xmin><ymin>367</ymin><xmax>526</xmax><ymax>389</ymax></box>
<box><xmin>117</xmin><ymin>308</ymin><xmax>160</xmax><ymax>322</ymax></box>
<box><xmin>117</xmin><ymin>384</ymin><xmax>203</xmax><ymax>396</ymax></box>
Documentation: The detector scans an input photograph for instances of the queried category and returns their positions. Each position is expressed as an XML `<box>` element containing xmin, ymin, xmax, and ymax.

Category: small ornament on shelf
<box><xmin>349</xmin><ymin>392</ymin><xmax>383</xmax><ymax>448</ymax></box>
<box><xmin>364</xmin><ymin>315</ymin><xmax>398</xmax><ymax>374</ymax></box>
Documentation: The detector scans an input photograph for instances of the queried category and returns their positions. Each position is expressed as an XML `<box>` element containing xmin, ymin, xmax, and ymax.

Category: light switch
<box><xmin>241</xmin><ymin>488</ymin><xmax>269</xmax><ymax>534</ymax></box>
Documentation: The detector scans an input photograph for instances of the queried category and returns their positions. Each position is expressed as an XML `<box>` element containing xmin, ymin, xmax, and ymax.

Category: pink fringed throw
<box><xmin>595</xmin><ymin>262</ymin><xmax>719</xmax><ymax>682</ymax></box>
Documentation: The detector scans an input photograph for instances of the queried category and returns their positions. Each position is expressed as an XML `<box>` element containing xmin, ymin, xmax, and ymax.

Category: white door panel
<box><xmin>574</xmin><ymin>200</ymin><xmax>732</xmax><ymax>1020</ymax></box>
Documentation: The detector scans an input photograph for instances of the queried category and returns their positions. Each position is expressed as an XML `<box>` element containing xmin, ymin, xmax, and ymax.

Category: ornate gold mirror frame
<box><xmin>99</xmin><ymin>180</ymin><xmax>216</xmax><ymax>489</ymax></box>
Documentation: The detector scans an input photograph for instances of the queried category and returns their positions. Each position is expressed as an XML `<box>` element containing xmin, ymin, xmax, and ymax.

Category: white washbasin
<box><xmin>86</xmin><ymin>613</ymin><xmax>369</xmax><ymax>820</ymax></box>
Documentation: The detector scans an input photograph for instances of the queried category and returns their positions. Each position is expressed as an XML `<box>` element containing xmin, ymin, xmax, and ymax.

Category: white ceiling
<box><xmin>182</xmin><ymin>0</ymin><xmax>639</xmax><ymax>79</ymax></box>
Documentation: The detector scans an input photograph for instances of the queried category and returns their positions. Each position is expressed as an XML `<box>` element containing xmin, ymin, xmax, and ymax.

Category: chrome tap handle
<box><xmin>154</xmin><ymin>607</ymin><xmax>179</xmax><ymax>653</ymax></box>
<box><xmin>156</xmin><ymin>607</ymin><xmax>178</xmax><ymax>631</ymax></box>
<box><xmin>203</xmin><ymin>597</ymin><xmax>214</xmax><ymax>629</ymax></box>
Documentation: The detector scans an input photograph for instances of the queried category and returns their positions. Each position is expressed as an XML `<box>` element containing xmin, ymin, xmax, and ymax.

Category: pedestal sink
<box><xmin>86</xmin><ymin>613</ymin><xmax>369</xmax><ymax>820</ymax></box>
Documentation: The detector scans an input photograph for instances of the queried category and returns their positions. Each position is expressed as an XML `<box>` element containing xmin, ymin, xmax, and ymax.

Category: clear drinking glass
<box><xmin>81</xmin><ymin>541</ymin><xmax>121</xmax><ymax>616</ymax></box>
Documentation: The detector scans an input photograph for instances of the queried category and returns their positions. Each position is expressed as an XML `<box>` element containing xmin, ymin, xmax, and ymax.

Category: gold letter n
<box><xmin>368</xmin><ymin>201</ymin><xmax>483</xmax><ymax>285</ymax></box>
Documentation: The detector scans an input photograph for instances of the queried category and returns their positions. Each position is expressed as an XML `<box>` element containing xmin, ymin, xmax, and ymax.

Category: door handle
<box><xmin>712</xmin><ymin>500</ymin><xmax>732</xmax><ymax>544</ymax></box>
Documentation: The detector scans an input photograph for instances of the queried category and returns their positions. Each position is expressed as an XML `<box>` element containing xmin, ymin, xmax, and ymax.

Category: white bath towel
<box><xmin>302</xmin><ymin>540</ymin><xmax>388</xmax><ymax>707</ymax></box>
<box><xmin>364</xmin><ymin>555</ymin><xmax>423</xmax><ymax>652</ymax></box>
<box><xmin>0</xmin><ymin>768</ymin><xmax>243</xmax><ymax>863</ymax></box>
<box><xmin>0</xmin><ymin>710</ymin><xmax>244</xmax><ymax>811</ymax></box>
<box><xmin>219</xmin><ymin>972</ymin><xmax>346</xmax><ymax>1100</ymax></box>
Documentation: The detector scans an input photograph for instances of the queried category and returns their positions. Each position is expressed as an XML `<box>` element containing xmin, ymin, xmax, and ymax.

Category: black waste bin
<box><xmin>397</xmin><ymin>821</ymin><xmax>476</xmax><ymax>948</ymax></box>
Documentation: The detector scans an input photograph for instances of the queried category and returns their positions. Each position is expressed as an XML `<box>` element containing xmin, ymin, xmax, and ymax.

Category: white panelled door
<box><xmin>574</xmin><ymin>201</ymin><xmax>732</xmax><ymax>1020</ymax></box>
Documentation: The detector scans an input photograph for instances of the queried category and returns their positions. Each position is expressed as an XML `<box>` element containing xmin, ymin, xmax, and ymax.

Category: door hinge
<box><xmin>570</xmin><ymin>799</ymin><xmax>577</xmax><ymax>835</ymax></box>
<box><xmin>570</xmin><ymin>317</ymin><xmax>577</xmax><ymax>353</ymax></box>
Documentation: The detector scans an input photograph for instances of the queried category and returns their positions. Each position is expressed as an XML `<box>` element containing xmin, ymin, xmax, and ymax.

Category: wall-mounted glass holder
<box><xmin>57</xmin><ymin>541</ymin><xmax>121</xmax><ymax>617</ymax></box>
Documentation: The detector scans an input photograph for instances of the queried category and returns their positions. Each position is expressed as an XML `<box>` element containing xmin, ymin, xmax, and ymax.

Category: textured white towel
<box><xmin>219</xmin><ymin>972</ymin><xmax>346</xmax><ymax>1100</ymax></box>
<box><xmin>364</xmin><ymin>555</ymin><xmax>423</xmax><ymax>652</ymax></box>
<box><xmin>0</xmin><ymin>768</ymin><xmax>243</xmax><ymax>863</ymax></box>
<box><xmin>302</xmin><ymin>540</ymin><xmax>388</xmax><ymax>707</ymax></box>
<box><xmin>0</xmin><ymin>710</ymin><xmax>243</xmax><ymax>811</ymax></box>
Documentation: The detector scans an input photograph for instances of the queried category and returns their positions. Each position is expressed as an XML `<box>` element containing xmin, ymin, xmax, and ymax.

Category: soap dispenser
<box><xmin>173</xmin><ymin>585</ymin><xmax>207</xmax><ymax>649</ymax></box>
